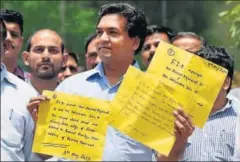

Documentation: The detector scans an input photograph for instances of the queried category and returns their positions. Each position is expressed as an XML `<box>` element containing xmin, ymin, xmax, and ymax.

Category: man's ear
<box><xmin>19</xmin><ymin>36</ymin><xmax>24</xmax><ymax>47</ymax></box>
<box><xmin>62</xmin><ymin>53</ymin><xmax>68</xmax><ymax>66</ymax></box>
<box><xmin>22</xmin><ymin>51</ymin><xmax>30</xmax><ymax>66</ymax></box>
<box><xmin>132</xmin><ymin>37</ymin><xmax>140</xmax><ymax>51</ymax></box>
<box><xmin>223</xmin><ymin>76</ymin><xmax>231</xmax><ymax>91</ymax></box>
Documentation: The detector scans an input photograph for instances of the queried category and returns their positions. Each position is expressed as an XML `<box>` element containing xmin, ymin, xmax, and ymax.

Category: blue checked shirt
<box><xmin>234</xmin><ymin>114</ymin><xmax>240</xmax><ymax>161</ymax></box>
<box><xmin>1</xmin><ymin>63</ymin><xmax>39</xmax><ymax>161</ymax></box>
<box><xmin>153</xmin><ymin>98</ymin><xmax>238</xmax><ymax>161</ymax></box>
<box><xmin>54</xmin><ymin>61</ymin><xmax>153</xmax><ymax>161</ymax></box>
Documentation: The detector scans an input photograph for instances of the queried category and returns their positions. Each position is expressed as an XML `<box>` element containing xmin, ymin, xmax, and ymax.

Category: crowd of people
<box><xmin>1</xmin><ymin>2</ymin><xmax>240</xmax><ymax>161</ymax></box>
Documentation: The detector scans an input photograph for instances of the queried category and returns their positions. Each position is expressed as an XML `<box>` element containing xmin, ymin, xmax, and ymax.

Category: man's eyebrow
<box><xmin>88</xmin><ymin>52</ymin><xmax>98</xmax><ymax>56</ymax></box>
<box><xmin>32</xmin><ymin>45</ymin><xmax>44</xmax><ymax>48</ymax></box>
<box><xmin>48</xmin><ymin>46</ymin><xmax>60</xmax><ymax>48</ymax></box>
<box><xmin>96</xmin><ymin>27</ymin><xmax>119</xmax><ymax>31</ymax></box>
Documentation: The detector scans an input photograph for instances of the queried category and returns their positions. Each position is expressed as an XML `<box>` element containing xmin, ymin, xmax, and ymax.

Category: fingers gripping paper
<box><xmin>108</xmin><ymin>42</ymin><xmax>228</xmax><ymax>156</ymax></box>
<box><xmin>32</xmin><ymin>90</ymin><xmax>110</xmax><ymax>161</ymax></box>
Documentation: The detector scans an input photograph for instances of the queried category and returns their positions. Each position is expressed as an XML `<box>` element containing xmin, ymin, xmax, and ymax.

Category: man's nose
<box><xmin>150</xmin><ymin>45</ymin><xmax>156</xmax><ymax>54</ymax></box>
<box><xmin>6</xmin><ymin>31</ymin><xmax>13</xmax><ymax>41</ymax></box>
<box><xmin>64</xmin><ymin>67</ymin><xmax>72</xmax><ymax>77</ymax></box>
<box><xmin>42</xmin><ymin>49</ymin><xmax>51</xmax><ymax>57</ymax></box>
<box><xmin>99</xmin><ymin>32</ymin><xmax>109</xmax><ymax>42</ymax></box>
<box><xmin>95</xmin><ymin>56</ymin><xmax>101</xmax><ymax>64</ymax></box>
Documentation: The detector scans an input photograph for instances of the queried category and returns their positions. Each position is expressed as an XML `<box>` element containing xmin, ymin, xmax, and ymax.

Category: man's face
<box><xmin>58</xmin><ymin>55</ymin><xmax>79</xmax><ymax>82</ymax></box>
<box><xmin>85</xmin><ymin>38</ymin><xmax>101</xmax><ymax>70</ymax></box>
<box><xmin>141</xmin><ymin>33</ymin><xmax>170</xmax><ymax>67</ymax></box>
<box><xmin>23</xmin><ymin>31</ymin><xmax>64</xmax><ymax>80</ymax></box>
<box><xmin>96</xmin><ymin>14</ymin><xmax>138</xmax><ymax>64</ymax></box>
<box><xmin>0</xmin><ymin>22</ymin><xmax>11</xmax><ymax>62</ymax></box>
<box><xmin>172</xmin><ymin>36</ymin><xmax>202</xmax><ymax>53</ymax></box>
<box><xmin>3</xmin><ymin>22</ymin><xmax>23</xmax><ymax>60</ymax></box>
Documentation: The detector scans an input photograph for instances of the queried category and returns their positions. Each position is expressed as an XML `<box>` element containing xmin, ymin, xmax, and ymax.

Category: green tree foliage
<box><xmin>219</xmin><ymin>1</ymin><xmax>240</xmax><ymax>49</ymax></box>
<box><xmin>1</xmin><ymin>1</ymin><xmax>98</xmax><ymax>69</ymax></box>
<box><xmin>1</xmin><ymin>0</ymin><xmax>239</xmax><ymax>70</ymax></box>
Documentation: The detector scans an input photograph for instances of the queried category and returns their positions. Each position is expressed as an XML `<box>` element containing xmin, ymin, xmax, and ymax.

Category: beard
<box><xmin>36</xmin><ymin>70</ymin><xmax>57</xmax><ymax>80</ymax></box>
<box><xmin>35</xmin><ymin>63</ymin><xmax>61</xmax><ymax>80</ymax></box>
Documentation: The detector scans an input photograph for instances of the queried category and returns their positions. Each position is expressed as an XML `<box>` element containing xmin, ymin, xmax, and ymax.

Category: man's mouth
<box><xmin>39</xmin><ymin>63</ymin><xmax>53</xmax><ymax>69</ymax></box>
<box><xmin>99</xmin><ymin>46</ymin><xmax>111</xmax><ymax>50</ymax></box>
<box><xmin>4</xmin><ymin>42</ymin><xmax>15</xmax><ymax>51</ymax></box>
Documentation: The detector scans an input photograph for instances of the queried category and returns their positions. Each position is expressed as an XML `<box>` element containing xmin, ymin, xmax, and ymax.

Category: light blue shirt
<box><xmin>1</xmin><ymin>63</ymin><xmax>39</xmax><ymax>161</ymax></box>
<box><xmin>55</xmin><ymin>62</ymin><xmax>152</xmax><ymax>161</ymax></box>
<box><xmin>228</xmin><ymin>91</ymin><xmax>240</xmax><ymax>115</ymax></box>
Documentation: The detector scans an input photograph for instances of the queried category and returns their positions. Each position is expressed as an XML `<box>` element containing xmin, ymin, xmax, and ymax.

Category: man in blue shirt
<box><xmin>27</xmin><ymin>3</ymin><xmax>194</xmax><ymax>161</ymax></box>
<box><xmin>141</xmin><ymin>25</ymin><xmax>174</xmax><ymax>68</ymax></box>
<box><xmin>0</xmin><ymin>17</ymin><xmax>39</xmax><ymax>161</ymax></box>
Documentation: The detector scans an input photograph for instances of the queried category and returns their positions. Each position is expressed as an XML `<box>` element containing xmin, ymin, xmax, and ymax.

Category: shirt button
<box><xmin>204</xmin><ymin>133</ymin><xmax>207</xmax><ymax>138</ymax></box>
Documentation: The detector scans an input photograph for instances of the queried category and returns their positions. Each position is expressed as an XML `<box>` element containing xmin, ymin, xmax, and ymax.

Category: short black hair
<box><xmin>68</xmin><ymin>52</ymin><xmax>79</xmax><ymax>64</ymax></box>
<box><xmin>195</xmin><ymin>44</ymin><xmax>234</xmax><ymax>93</ymax></box>
<box><xmin>0</xmin><ymin>17</ymin><xmax>7</xmax><ymax>41</ymax></box>
<box><xmin>0</xmin><ymin>9</ymin><xmax>24</xmax><ymax>35</ymax></box>
<box><xmin>97</xmin><ymin>3</ymin><xmax>147</xmax><ymax>54</ymax></box>
<box><xmin>146</xmin><ymin>25</ymin><xmax>175</xmax><ymax>40</ymax></box>
<box><xmin>84</xmin><ymin>33</ymin><xmax>97</xmax><ymax>53</ymax></box>
<box><xmin>171</xmin><ymin>32</ymin><xmax>206</xmax><ymax>45</ymax></box>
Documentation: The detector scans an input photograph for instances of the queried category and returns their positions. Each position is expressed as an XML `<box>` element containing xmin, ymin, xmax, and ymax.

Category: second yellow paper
<box><xmin>108</xmin><ymin>66</ymin><xmax>178</xmax><ymax>156</ymax></box>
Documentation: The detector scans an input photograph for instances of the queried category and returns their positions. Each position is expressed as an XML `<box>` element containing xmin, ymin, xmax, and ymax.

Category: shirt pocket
<box><xmin>115</xmin><ymin>131</ymin><xmax>152</xmax><ymax>161</ymax></box>
<box><xmin>214</xmin><ymin>130</ymin><xmax>235</xmax><ymax>161</ymax></box>
<box><xmin>2</xmin><ymin>109</ymin><xmax>24</xmax><ymax>149</ymax></box>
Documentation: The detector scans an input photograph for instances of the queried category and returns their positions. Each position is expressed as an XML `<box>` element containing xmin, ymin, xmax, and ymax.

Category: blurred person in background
<box><xmin>0</xmin><ymin>9</ymin><xmax>30</xmax><ymax>80</ymax></box>
<box><xmin>84</xmin><ymin>33</ymin><xmax>101</xmax><ymax>70</ymax></box>
<box><xmin>58</xmin><ymin>50</ymin><xmax>84</xmax><ymax>82</ymax></box>
<box><xmin>22</xmin><ymin>29</ymin><xmax>67</xmax><ymax>94</ymax></box>
<box><xmin>141</xmin><ymin>25</ymin><xmax>174</xmax><ymax>68</ymax></box>
<box><xmin>229</xmin><ymin>71</ymin><xmax>240</xmax><ymax>101</ymax></box>
<box><xmin>171</xmin><ymin>31</ymin><xmax>205</xmax><ymax>53</ymax></box>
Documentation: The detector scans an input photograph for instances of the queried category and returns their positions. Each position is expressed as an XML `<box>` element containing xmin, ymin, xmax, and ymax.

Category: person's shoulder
<box><xmin>62</xmin><ymin>69</ymin><xmax>97</xmax><ymax>84</ymax></box>
<box><xmin>56</xmin><ymin>69</ymin><xmax>97</xmax><ymax>91</ymax></box>
<box><xmin>230</xmin><ymin>97</ymin><xmax>240</xmax><ymax>115</ymax></box>
<box><xmin>7</xmin><ymin>71</ymin><xmax>38</xmax><ymax>97</ymax></box>
<box><xmin>230</xmin><ymin>87</ymin><xmax>240</xmax><ymax>93</ymax></box>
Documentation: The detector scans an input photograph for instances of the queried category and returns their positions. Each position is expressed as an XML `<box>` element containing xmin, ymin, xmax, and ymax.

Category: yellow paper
<box><xmin>32</xmin><ymin>90</ymin><xmax>110</xmax><ymax>161</ymax></box>
<box><xmin>147</xmin><ymin>41</ymin><xmax>228</xmax><ymax>127</ymax></box>
<box><xmin>108</xmin><ymin>66</ymin><xmax>177</xmax><ymax>156</ymax></box>
<box><xmin>108</xmin><ymin>42</ymin><xmax>227</xmax><ymax>156</ymax></box>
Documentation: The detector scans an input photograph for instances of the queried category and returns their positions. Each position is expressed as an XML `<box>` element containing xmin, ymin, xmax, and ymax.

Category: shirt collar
<box><xmin>14</xmin><ymin>66</ymin><xmax>25</xmax><ymax>80</ymax></box>
<box><xmin>1</xmin><ymin>63</ymin><xmax>17</xmax><ymax>87</ymax></box>
<box><xmin>210</xmin><ymin>98</ymin><xmax>233</xmax><ymax>117</ymax></box>
<box><xmin>86</xmin><ymin>59</ymin><xmax>140</xmax><ymax>81</ymax></box>
<box><xmin>1</xmin><ymin>63</ymin><xmax>7</xmax><ymax>82</ymax></box>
